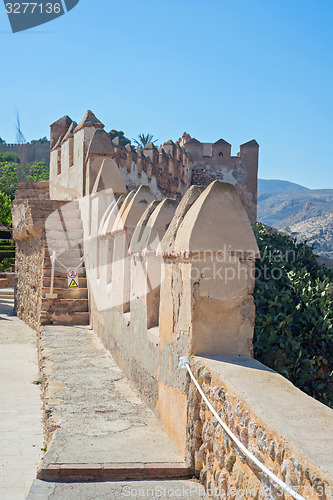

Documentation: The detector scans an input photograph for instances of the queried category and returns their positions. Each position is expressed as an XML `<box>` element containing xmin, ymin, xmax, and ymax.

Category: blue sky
<box><xmin>0</xmin><ymin>0</ymin><xmax>332</xmax><ymax>189</ymax></box>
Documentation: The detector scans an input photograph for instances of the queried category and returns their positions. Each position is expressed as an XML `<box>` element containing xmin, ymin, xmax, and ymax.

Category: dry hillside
<box><xmin>257</xmin><ymin>181</ymin><xmax>333</xmax><ymax>259</ymax></box>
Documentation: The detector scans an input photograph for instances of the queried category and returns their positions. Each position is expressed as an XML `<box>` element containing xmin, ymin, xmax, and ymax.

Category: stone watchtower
<box><xmin>179</xmin><ymin>134</ymin><xmax>259</xmax><ymax>223</ymax></box>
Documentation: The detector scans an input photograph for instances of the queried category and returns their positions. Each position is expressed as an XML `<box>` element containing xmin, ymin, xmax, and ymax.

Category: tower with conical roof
<box><xmin>74</xmin><ymin>111</ymin><xmax>105</xmax><ymax>197</ymax></box>
<box><xmin>50</xmin><ymin>115</ymin><xmax>73</xmax><ymax>150</ymax></box>
<box><xmin>50</xmin><ymin>111</ymin><xmax>105</xmax><ymax>200</ymax></box>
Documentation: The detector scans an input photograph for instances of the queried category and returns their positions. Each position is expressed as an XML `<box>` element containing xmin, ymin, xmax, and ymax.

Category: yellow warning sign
<box><xmin>69</xmin><ymin>278</ymin><xmax>78</xmax><ymax>288</ymax></box>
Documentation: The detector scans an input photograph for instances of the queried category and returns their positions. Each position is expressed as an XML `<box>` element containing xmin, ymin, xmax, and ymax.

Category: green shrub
<box><xmin>0</xmin><ymin>257</ymin><xmax>14</xmax><ymax>272</ymax></box>
<box><xmin>0</xmin><ymin>152</ymin><xmax>20</xmax><ymax>163</ymax></box>
<box><xmin>0</xmin><ymin>237</ymin><xmax>15</xmax><ymax>265</ymax></box>
<box><xmin>253</xmin><ymin>223</ymin><xmax>333</xmax><ymax>408</ymax></box>
<box><xmin>0</xmin><ymin>159</ymin><xmax>49</xmax><ymax>200</ymax></box>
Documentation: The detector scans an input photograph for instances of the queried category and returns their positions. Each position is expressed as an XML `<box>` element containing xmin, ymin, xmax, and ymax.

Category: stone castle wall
<box><xmin>14</xmin><ymin>236</ymin><xmax>45</xmax><ymax>331</ymax></box>
<box><xmin>188</xmin><ymin>358</ymin><xmax>332</xmax><ymax>500</ymax></box>
<box><xmin>0</xmin><ymin>142</ymin><xmax>50</xmax><ymax>165</ymax></box>
<box><xmin>76</xmin><ymin>177</ymin><xmax>331</xmax><ymax>496</ymax></box>
<box><xmin>12</xmin><ymin>181</ymin><xmax>62</xmax><ymax>330</ymax></box>
<box><xmin>80</xmin><ymin>180</ymin><xmax>259</xmax><ymax>459</ymax></box>
<box><xmin>11</xmin><ymin>112</ymin><xmax>333</xmax><ymax>499</ymax></box>
<box><xmin>182</xmin><ymin>136</ymin><xmax>259</xmax><ymax>224</ymax></box>
<box><xmin>49</xmin><ymin>111</ymin><xmax>258</xmax><ymax>223</ymax></box>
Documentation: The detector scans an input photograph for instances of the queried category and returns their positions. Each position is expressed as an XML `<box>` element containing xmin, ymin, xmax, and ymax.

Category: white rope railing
<box><xmin>46</xmin><ymin>253</ymin><xmax>85</xmax><ymax>299</ymax></box>
<box><xmin>52</xmin><ymin>255</ymin><xmax>85</xmax><ymax>271</ymax></box>
<box><xmin>179</xmin><ymin>357</ymin><xmax>306</xmax><ymax>500</ymax></box>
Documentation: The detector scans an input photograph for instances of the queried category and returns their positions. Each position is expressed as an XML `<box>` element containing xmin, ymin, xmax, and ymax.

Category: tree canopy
<box><xmin>0</xmin><ymin>192</ymin><xmax>12</xmax><ymax>230</ymax></box>
<box><xmin>0</xmin><ymin>152</ymin><xmax>20</xmax><ymax>163</ymax></box>
<box><xmin>0</xmin><ymin>154</ymin><xmax>49</xmax><ymax>200</ymax></box>
<box><xmin>109</xmin><ymin>130</ymin><xmax>131</xmax><ymax>147</ymax></box>
<box><xmin>0</xmin><ymin>161</ymin><xmax>18</xmax><ymax>200</ymax></box>
<box><xmin>29</xmin><ymin>137</ymin><xmax>49</xmax><ymax>145</ymax></box>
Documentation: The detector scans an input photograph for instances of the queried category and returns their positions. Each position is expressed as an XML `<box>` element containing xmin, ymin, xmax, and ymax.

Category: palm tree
<box><xmin>132</xmin><ymin>133</ymin><xmax>158</xmax><ymax>148</ymax></box>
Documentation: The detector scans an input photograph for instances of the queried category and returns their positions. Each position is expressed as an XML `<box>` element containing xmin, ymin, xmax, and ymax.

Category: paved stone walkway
<box><xmin>0</xmin><ymin>301</ymin><xmax>205</xmax><ymax>499</ymax></box>
<box><xmin>0</xmin><ymin>298</ymin><xmax>43</xmax><ymax>500</ymax></box>
<box><xmin>28</xmin><ymin>479</ymin><xmax>206</xmax><ymax>499</ymax></box>
<box><xmin>39</xmin><ymin>324</ymin><xmax>186</xmax><ymax>472</ymax></box>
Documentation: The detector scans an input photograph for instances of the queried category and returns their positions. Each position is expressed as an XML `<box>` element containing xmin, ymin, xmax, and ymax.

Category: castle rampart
<box><xmin>180</xmin><ymin>135</ymin><xmax>259</xmax><ymax>224</ymax></box>
<box><xmin>0</xmin><ymin>141</ymin><xmax>50</xmax><ymax>165</ymax></box>
<box><xmin>11</xmin><ymin>111</ymin><xmax>332</xmax><ymax>499</ymax></box>
<box><xmin>49</xmin><ymin>110</ymin><xmax>258</xmax><ymax>223</ymax></box>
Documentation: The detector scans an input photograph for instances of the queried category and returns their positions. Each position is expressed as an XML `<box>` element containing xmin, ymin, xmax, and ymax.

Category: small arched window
<box><xmin>219</xmin><ymin>152</ymin><xmax>223</xmax><ymax>157</ymax></box>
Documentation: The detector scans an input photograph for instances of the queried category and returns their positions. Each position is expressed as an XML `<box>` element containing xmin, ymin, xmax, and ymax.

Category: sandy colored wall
<box><xmin>183</xmin><ymin>138</ymin><xmax>258</xmax><ymax>224</ymax></box>
<box><xmin>48</xmin><ymin>111</ymin><xmax>258</xmax><ymax>223</ymax></box>
<box><xmin>14</xmin><ymin>236</ymin><xmax>45</xmax><ymax>331</ymax></box>
<box><xmin>188</xmin><ymin>356</ymin><xmax>333</xmax><ymax>499</ymax></box>
<box><xmin>12</xmin><ymin>181</ymin><xmax>63</xmax><ymax>330</ymax></box>
<box><xmin>12</xmin><ymin>176</ymin><xmax>333</xmax><ymax>499</ymax></box>
<box><xmin>81</xmin><ymin>180</ymin><xmax>259</xmax><ymax>460</ymax></box>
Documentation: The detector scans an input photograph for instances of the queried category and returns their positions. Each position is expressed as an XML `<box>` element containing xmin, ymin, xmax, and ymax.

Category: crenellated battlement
<box><xmin>0</xmin><ymin>143</ymin><xmax>19</xmax><ymax>149</ymax></box>
<box><xmin>49</xmin><ymin>110</ymin><xmax>193</xmax><ymax>207</ymax></box>
<box><xmin>49</xmin><ymin>110</ymin><xmax>258</xmax><ymax>222</ymax></box>
<box><xmin>0</xmin><ymin>141</ymin><xmax>50</xmax><ymax>165</ymax></box>
<box><xmin>178</xmin><ymin>133</ymin><xmax>259</xmax><ymax>223</ymax></box>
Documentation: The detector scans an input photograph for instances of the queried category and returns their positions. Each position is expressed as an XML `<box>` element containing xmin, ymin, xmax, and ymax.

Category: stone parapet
<box><xmin>81</xmin><ymin>180</ymin><xmax>259</xmax><ymax>463</ymax></box>
<box><xmin>188</xmin><ymin>356</ymin><xmax>333</xmax><ymax>499</ymax></box>
<box><xmin>49</xmin><ymin>110</ymin><xmax>258</xmax><ymax>223</ymax></box>
<box><xmin>15</xmin><ymin>236</ymin><xmax>46</xmax><ymax>331</ymax></box>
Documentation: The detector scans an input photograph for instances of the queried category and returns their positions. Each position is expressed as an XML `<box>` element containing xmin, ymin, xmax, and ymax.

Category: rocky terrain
<box><xmin>287</xmin><ymin>212</ymin><xmax>333</xmax><ymax>260</ymax></box>
<box><xmin>257</xmin><ymin>179</ymin><xmax>333</xmax><ymax>259</ymax></box>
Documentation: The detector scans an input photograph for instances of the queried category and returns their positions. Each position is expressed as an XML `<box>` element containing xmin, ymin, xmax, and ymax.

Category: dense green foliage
<box><xmin>0</xmin><ymin>223</ymin><xmax>15</xmax><ymax>272</ymax></box>
<box><xmin>0</xmin><ymin>154</ymin><xmax>49</xmax><ymax>269</ymax></box>
<box><xmin>109</xmin><ymin>130</ymin><xmax>131</xmax><ymax>147</ymax></box>
<box><xmin>0</xmin><ymin>152</ymin><xmax>20</xmax><ymax>163</ymax></box>
<box><xmin>21</xmin><ymin>161</ymin><xmax>49</xmax><ymax>182</ymax></box>
<box><xmin>0</xmin><ymin>161</ymin><xmax>18</xmax><ymax>199</ymax></box>
<box><xmin>0</xmin><ymin>256</ymin><xmax>15</xmax><ymax>272</ymax></box>
<box><xmin>29</xmin><ymin>137</ymin><xmax>48</xmax><ymax>144</ymax></box>
<box><xmin>253</xmin><ymin>223</ymin><xmax>333</xmax><ymax>408</ymax></box>
<box><xmin>0</xmin><ymin>192</ymin><xmax>12</xmax><ymax>229</ymax></box>
<box><xmin>0</xmin><ymin>154</ymin><xmax>49</xmax><ymax>200</ymax></box>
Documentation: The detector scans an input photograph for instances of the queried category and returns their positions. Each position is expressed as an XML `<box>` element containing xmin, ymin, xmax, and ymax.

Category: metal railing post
<box><xmin>46</xmin><ymin>251</ymin><xmax>58</xmax><ymax>299</ymax></box>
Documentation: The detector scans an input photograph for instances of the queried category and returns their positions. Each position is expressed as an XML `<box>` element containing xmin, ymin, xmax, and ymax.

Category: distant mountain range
<box><xmin>257</xmin><ymin>179</ymin><xmax>333</xmax><ymax>259</ymax></box>
<box><xmin>258</xmin><ymin>179</ymin><xmax>309</xmax><ymax>195</ymax></box>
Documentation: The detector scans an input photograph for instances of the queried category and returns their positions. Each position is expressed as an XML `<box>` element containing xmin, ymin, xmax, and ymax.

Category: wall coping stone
<box><xmin>194</xmin><ymin>355</ymin><xmax>333</xmax><ymax>484</ymax></box>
